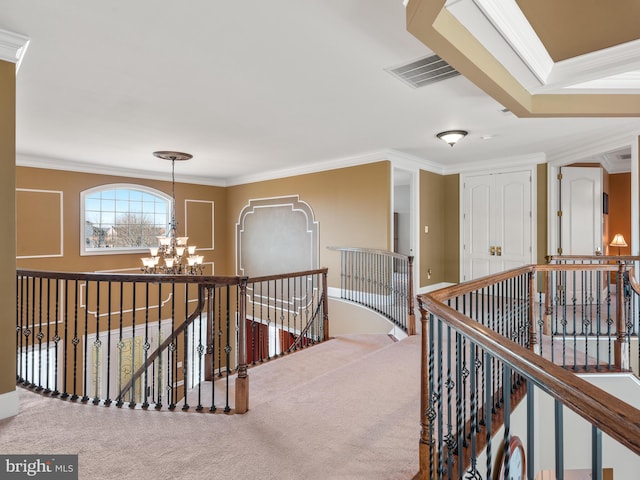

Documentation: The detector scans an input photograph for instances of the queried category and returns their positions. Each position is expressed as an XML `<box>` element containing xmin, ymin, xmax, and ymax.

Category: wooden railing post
<box><xmin>614</xmin><ymin>263</ymin><xmax>629</xmax><ymax>371</ymax></box>
<box><xmin>408</xmin><ymin>256</ymin><xmax>416</xmax><ymax>335</ymax></box>
<box><xmin>418</xmin><ymin>301</ymin><xmax>430</xmax><ymax>480</ymax></box>
<box><xmin>322</xmin><ymin>269</ymin><xmax>330</xmax><ymax>341</ymax></box>
<box><xmin>235</xmin><ymin>277</ymin><xmax>249</xmax><ymax>413</ymax></box>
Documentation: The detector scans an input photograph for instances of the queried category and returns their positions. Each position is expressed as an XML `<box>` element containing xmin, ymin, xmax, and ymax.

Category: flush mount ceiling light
<box><xmin>436</xmin><ymin>130</ymin><xmax>468</xmax><ymax>147</ymax></box>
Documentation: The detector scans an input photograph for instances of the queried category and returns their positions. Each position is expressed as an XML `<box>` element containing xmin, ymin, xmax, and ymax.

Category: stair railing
<box><xmin>327</xmin><ymin>246</ymin><xmax>415</xmax><ymax>334</ymax></box>
<box><xmin>417</xmin><ymin>264</ymin><xmax>640</xmax><ymax>480</ymax></box>
<box><xmin>16</xmin><ymin>267</ymin><xmax>329</xmax><ymax>414</ymax></box>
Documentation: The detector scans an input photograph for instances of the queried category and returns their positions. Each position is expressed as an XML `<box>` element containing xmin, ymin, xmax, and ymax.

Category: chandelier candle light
<box><xmin>141</xmin><ymin>151</ymin><xmax>204</xmax><ymax>275</ymax></box>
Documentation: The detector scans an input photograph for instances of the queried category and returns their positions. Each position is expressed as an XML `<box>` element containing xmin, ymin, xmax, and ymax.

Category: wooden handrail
<box><xmin>327</xmin><ymin>245</ymin><xmax>410</xmax><ymax>260</ymax></box>
<box><xmin>418</xmin><ymin>292</ymin><xmax>640</xmax><ymax>456</ymax></box>
<box><xmin>247</xmin><ymin>267</ymin><xmax>329</xmax><ymax>284</ymax></box>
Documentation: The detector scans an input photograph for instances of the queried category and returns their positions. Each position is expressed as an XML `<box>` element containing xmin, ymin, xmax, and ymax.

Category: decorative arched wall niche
<box><xmin>236</xmin><ymin>196</ymin><xmax>319</xmax><ymax>276</ymax></box>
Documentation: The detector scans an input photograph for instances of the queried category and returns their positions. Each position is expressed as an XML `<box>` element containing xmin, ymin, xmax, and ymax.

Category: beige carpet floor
<box><xmin>0</xmin><ymin>334</ymin><xmax>421</xmax><ymax>480</ymax></box>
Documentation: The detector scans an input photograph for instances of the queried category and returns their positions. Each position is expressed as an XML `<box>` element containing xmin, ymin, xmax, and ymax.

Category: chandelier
<box><xmin>141</xmin><ymin>151</ymin><xmax>204</xmax><ymax>275</ymax></box>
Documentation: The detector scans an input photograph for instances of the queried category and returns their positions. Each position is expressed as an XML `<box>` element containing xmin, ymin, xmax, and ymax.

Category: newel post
<box><xmin>614</xmin><ymin>263</ymin><xmax>629</xmax><ymax>370</ymax></box>
<box><xmin>418</xmin><ymin>298</ymin><xmax>431</xmax><ymax>479</ymax></box>
<box><xmin>408</xmin><ymin>256</ymin><xmax>416</xmax><ymax>335</ymax></box>
<box><xmin>322</xmin><ymin>269</ymin><xmax>330</xmax><ymax>341</ymax></box>
<box><xmin>235</xmin><ymin>277</ymin><xmax>249</xmax><ymax>413</ymax></box>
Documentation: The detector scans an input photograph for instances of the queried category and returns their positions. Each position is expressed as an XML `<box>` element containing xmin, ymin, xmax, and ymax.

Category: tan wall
<box><xmin>15</xmin><ymin>167</ymin><xmax>229</xmax><ymax>274</ymax></box>
<box><xmin>226</xmin><ymin>162</ymin><xmax>391</xmax><ymax>287</ymax></box>
<box><xmin>609</xmin><ymin>173</ymin><xmax>631</xmax><ymax>255</ymax></box>
<box><xmin>537</xmin><ymin>163</ymin><xmax>548</xmax><ymax>263</ymax></box>
<box><xmin>419</xmin><ymin>171</ymin><xmax>459</xmax><ymax>287</ymax></box>
<box><xmin>0</xmin><ymin>60</ymin><xmax>16</xmax><ymax>394</ymax></box>
<box><xmin>443</xmin><ymin>174</ymin><xmax>460</xmax><ymax>283</ymax></box>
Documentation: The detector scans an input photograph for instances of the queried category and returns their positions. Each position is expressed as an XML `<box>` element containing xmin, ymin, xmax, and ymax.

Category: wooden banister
<box><xmin>419</xmin><ymin>292</ymin><xmax>640</xmax><ymax>456</ymax></box>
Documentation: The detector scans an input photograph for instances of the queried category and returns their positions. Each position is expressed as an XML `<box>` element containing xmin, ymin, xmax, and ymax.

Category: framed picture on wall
<box><xmin>603</xmin><ymin>192</ymin><xmax>609</xmax><ymax>215</ymax></box>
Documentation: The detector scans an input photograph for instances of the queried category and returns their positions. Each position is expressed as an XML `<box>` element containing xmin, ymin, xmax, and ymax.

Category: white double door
<box><xmin>462</xmin><ymin>170</ymin><xmax>533</xmax><ymax>281</ymax></box>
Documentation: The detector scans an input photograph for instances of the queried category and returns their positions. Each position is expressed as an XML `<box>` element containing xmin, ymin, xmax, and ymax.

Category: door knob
<box><xmin>490</xmin><ymin>246</ymin><xmax>496</xmax><ymax>256</ymax></box>
<box><xmin>496</xmin><ymin>246</ymin><xmax>502</xmax><ymax>256</ymax></box>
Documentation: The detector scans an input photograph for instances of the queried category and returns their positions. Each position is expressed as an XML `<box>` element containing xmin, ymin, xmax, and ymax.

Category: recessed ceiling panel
<box><xmin>517</xmin><ymin>0</ymin><xmax>640</xmax><ymax>61</ymax></box>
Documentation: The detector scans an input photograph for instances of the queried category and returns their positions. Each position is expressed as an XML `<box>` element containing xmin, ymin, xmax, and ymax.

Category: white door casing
<box><xmin>559</xmin><ymin>166</ymin><xmax>603</xmax><ymax>256</ymax></box>
<box><xmin>462</xmin><ymin>170</ymin><xmax>533</xmax><ymax>281</ymax></box>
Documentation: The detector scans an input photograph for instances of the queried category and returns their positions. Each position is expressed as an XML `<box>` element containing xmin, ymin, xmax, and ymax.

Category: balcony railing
<box><xmin>16</xmin><ymin>268</ymin><xmax>328</xmax><ymax>414</ymax></box>
<box><xmin>416</xmin><ymin>263</ymin><xmax>640</xmax><ymax>479</ymax></box>
<box><xmin>328</xmin><ymin>246</ymin><xmax>415</xmax><ymax>334</ymax></box>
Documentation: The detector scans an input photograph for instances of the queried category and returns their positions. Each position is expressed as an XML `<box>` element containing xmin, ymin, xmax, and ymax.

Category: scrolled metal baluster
<box><xmin>61</xmin><ymin>279</ymin><xmax>69</xmax><ymax>399</ymax></box>
<box><xmin>71</xmin><ymin>279</ymin><xmax>80</xmax><ymax>401</ymax></box>
<box><xmin>92</xmin><ymin>280</ymin><xmax>101</xmax><ymax>404</ymax></box>
<box><xmin>35</xmin><ymin>277</ymin><xmax>43</xmax><ymax>392</ymax></box>
<box><xmin>52</xmin><ymin>279</ymin><xmax>60</xmax><ymax>397</ymax></box>
<box><xmin>141</xmin><ymin>282</ymin><xmax>149</xmax><ymax>409</ymax></box>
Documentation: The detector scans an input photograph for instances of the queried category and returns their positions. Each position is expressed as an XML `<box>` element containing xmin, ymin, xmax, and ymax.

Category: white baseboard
<box><xmin>0</xmin><ymin>388</ymin><xmax>19</xmax><ymax>420</ymax></box>
<box><xmin>416</xmin><ymin>282</ymin><xmax>455</xmax><ymax>295</ymax></box>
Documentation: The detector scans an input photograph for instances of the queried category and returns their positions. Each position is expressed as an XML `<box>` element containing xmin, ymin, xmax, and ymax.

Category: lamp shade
<box><xmin>609</xmin><ymin>233</ymin><xmax>627</xmax><ymax>248</ymax></box>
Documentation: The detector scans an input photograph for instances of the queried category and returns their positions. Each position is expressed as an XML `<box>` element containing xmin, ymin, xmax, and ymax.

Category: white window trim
<box><xmin>80</xmin><ymin>183</ymin><xmax>172</xmax><ymax>256</ymax></box>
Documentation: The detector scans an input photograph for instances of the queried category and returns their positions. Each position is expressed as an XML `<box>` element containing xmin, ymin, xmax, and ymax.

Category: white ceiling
<box><xmin>2</xmin><ymin>0</ymin><xmax>640</xmax><ymax>185</ymax></box>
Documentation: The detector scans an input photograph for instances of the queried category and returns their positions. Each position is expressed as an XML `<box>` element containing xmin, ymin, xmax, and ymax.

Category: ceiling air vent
<box><xmin>386</xmin><ymin>54</ymin><xmax>460</xmax><ymax>88</ymax></box>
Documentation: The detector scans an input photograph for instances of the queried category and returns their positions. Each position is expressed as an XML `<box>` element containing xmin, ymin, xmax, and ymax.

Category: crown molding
<box><xmin>0</xmin><ymin>28</ymin><xmax>30</xmax><ymax>72</ymax></box>
<box><xmin>16</xmin><ymin>153</ymin><xmax>227</xmax><ymax>187</ymax></box>
<box><xmin>444</xmin><ymin>152</ymin><xmax>545</xmax><ymax>175</ymax></box>
<box><xmin>546</xmin><ymin>129</ymin><xmax>640</xmax><ymax>167</ymax></box>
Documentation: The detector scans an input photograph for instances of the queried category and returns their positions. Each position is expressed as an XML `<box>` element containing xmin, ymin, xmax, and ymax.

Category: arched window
<box><xmin>81</xmin><ymin>184</ymin><xmax>171</xmax><ymax>255</ymax></box>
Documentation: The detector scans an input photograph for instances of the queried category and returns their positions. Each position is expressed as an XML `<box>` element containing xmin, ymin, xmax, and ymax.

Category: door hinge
<box><xmin>557</xmin><ymin>173</ymin><xmax>563</xmax><ymax>180</ymax></box>
<box><xmin>557</xmin><ymin>210</ymin><xmax>563</xmax><ymax>217</ymax></box>
<box><xmin>557</xmin><ymin>247</ymin><xmax>563</xmax><ymax>254</ymax></box>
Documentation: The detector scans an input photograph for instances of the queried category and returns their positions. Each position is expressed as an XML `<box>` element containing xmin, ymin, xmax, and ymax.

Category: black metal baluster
<box><xmin>455</xmin><ymin>331</ymin><xmax>464</xmax><ymax>480</ymax></box>
<box><xmin>44</xmin><ymin>278</ymin><xmax>52</xmax><ymax>394</ymax></box>
<box><xmin>27</xmin><ymin>275</ymin><xmax>33</xmax><ymax>386</ymax></box>
<box><xmin>52</xmin><ymin>278</ymin><xmax>60</xmax><ymax>396</ymax></box>
<box><xmin>484</xmin><ymin>350</ymin><xmax>492</xmax><ymax>480</ymax></box>
<box><xmin>426</xmin><ymin>312</ymin><xmax>436</xmax><ymax>479</ymax></box>
<box><xmin>168</xmin><ymin>282</ymin><xmax>176</xmax><ymax>410</ymax></box>
<box><xmin>217</xmin><ymin>285</ymin><xmax>223</xmax><ymax>379</ymax></box>
<box><xmin>128</xmin><ymin>281</ymin><xmax>138</xmax><ymax>407</ymax></box>
<box><xmin>81</xmin><ymin>279</ymin><xmax>89</xmax><ymax>402</ymax></box>
<box><xmin>155</xmin><ymin>282</ymin><xmax>163</xmax><ymax>409</ymax></box>
<box><xmin>71</xmin><ymin>279</ymin><xmax>80</xmax><ymax>401</ymax></box>
<box><xmin>571</xmin><ymin>270</ymin><xmax>578</xmax><ymax>370</ymax></box>
<box><xmin>116</xmin><ymin>282</ymin><xmax>125</xmax><ymax>408</ymax></box>
<box><xmin>182</xmin><ymin>282</ymin><xmax>190</xmax><ymax>411</ymax></box>
<box><xmin>61</xmin><ymin>279</ymin><xmax>69</xmax><ymax>399</ymax></box>
<box><xmin>210</xmin><ymin>286</ymin><xmax>218</xmax><ymax>412</ymax></box>
<box><xmin>141</xmin><ymin>282</ymin><xmax>149</xmax><ymax>409</ymax></box>
<box><xmin>224</xmin><ymin>285</ymin><xmax>231</xmax><ymax>413</ymax></box>
<box><xmin>467</xmin><ymin>341</ymin><xmax>480</xmax><ymax>479</ymax></box>
<box><xmin>196</xmin><ymin>287</ymin><xmax>204</xmax><ymax>412</ymax></box>
<box><xmin>36</xmin><ymin>277</ymin><xmax>43</xmax><ymax>391</ymax></box>
<box><xmin>92</xmin><ymin>280</ymin><xmax>101</xmax><ymax>404</ymax></box>
<box><xmin>596</xmin><ymin>270</ymin><xmax>602</xmax><ymax>370</ymax></box>
<box><xmin>606</xmin><ymin>272</ymin><xmax>613</xmax><ymax>369</ymax></box>
<box><xmin>502</xmin><ymin>364</ymin><xmax>512</xmax><ymax>480</ymax></box>
<box><xmin>104</xmin><ymin>281</ymin><xmax>112</xmax><ymax>406</ymax></box>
